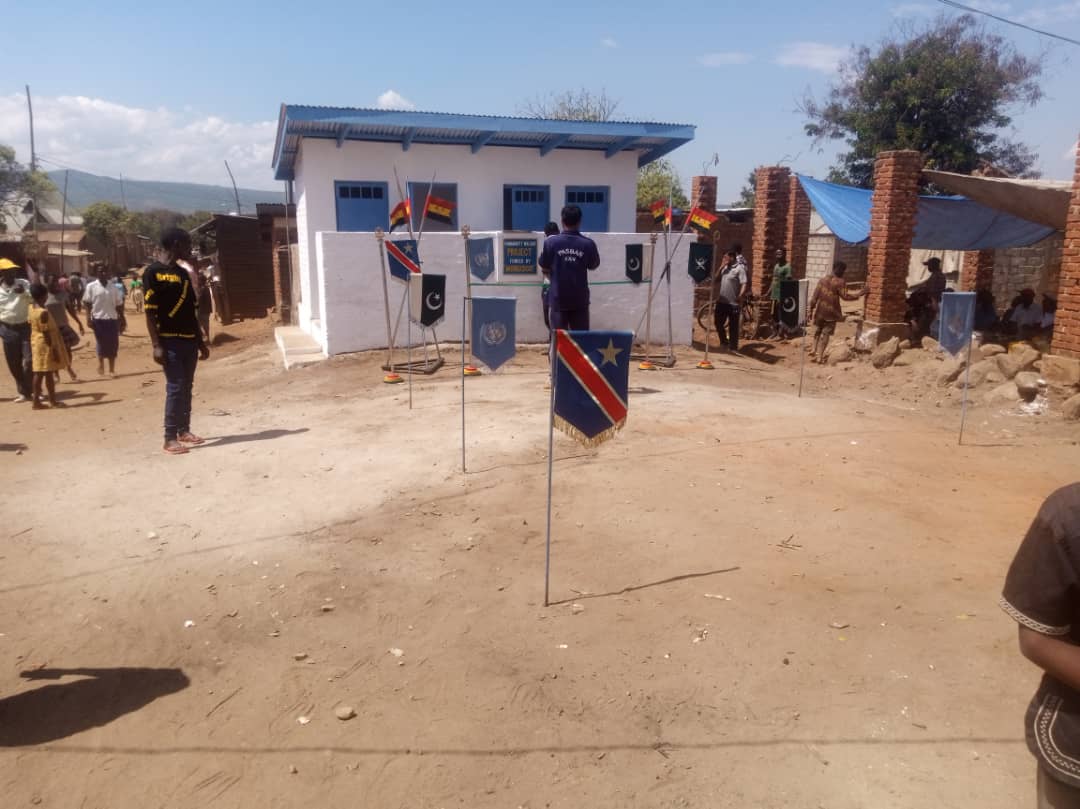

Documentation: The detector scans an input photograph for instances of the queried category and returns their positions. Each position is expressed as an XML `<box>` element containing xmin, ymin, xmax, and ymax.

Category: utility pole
<box><xmin>25</xmin><ymin>85</ymin><xmax>36</xmax><ymax>172</ymax></box>
<box><xmin>224</xmin><ymin>160</ymin><xmax>242</xmax><ymax>215</ymax></box>
<box><xmin>60</xmin><ymin>170</ymin><xmax>69</xmax><ymax>274</ymax></box>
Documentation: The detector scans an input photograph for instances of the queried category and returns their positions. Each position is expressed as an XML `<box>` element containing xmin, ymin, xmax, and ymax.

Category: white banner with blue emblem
<box><xmin>470</xmin><ymin>297</ymin><xmax>516</xmax><ymax>371</ymax></box>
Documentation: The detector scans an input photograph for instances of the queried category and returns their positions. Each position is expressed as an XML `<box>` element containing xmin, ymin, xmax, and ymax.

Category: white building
<box><xmin>271</xmin><ymin>105</ymin><xmax>695</xmax><ymax>355</ymax></box>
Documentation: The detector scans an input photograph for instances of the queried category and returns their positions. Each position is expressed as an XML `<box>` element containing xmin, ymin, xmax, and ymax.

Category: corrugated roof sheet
<box><xmin>272</xmin><ymin>105</ymin><xmax>694</xmax><ymax>181</ymax></box>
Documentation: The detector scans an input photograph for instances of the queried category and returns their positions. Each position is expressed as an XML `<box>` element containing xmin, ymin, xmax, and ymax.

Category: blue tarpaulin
<box><xmin>798</xmin><ymin>175</ymin><xmax>1057</xmax><ymax>250</ymax></box>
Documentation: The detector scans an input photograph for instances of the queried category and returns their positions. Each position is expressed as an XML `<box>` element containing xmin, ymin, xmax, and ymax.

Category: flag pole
<box><xmin>544</xmin><ymin>332</ymin><xmax>557</xmax><ymax>607</ymax></box>
<box><xmin>958</xmin><ymin>332</ymin><xmax>974</xmax><ymax>445</ymax></box>
<box><xmin>697</xmin><ymin>238</ymin><xmax>716</xmax><ymax>370</ymax></box>
<box><xmin>375</xmin><ymin>228</ymin><xmax>403</xmax><ymax>384</ymax></box>
<box><xmin>798</xmin><ymin>279</ymin><xmax>809</xmax><ymax>397</ymax></box>
<box><xmin>462</xmin><ymin>225</ymin><xmax>480</xmax><ymax>377</ymax></box>
<box><xmin>461</xmin><ymin>295</ymin><xmax>468</xmax><ymax>472</ymax></box>
<box><xmin>640</xmin><ymin>232</ymin><xmax>658</xmax><ymax>370</ymax></box>
<box><xmin>416</xmin><ymin>170</ymin><xmax>437</xmax><ymax>244</ymax></box>
<box><xmin>407</xmin><ymin>281</ymin><xmax>414</xmax><ymax>410</ymax></box>
<box><xmin>392</xmin><ymin>166</ymin><xmax>416</xmax><ymax>241</ymax></box>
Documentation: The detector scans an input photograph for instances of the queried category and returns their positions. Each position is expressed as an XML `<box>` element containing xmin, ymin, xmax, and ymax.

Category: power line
<box><xmin>936</xmin><ymin>0</ymin><xmax>1080</xmax><ymax>47</ymax></box>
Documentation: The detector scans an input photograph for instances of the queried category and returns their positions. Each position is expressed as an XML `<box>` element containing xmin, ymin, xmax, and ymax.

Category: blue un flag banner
<box><xmin>938</xmin><ymin>292</ymin><xmax>976</xmax><ymax>356</ymax></box>
<box><xmin>468</xmin><ymin>237</ymin><xmax>495</xmax><ymax>281</ymax></box>
<box><xmin>553</xmin><ymin>330</ymin><xmax>633</xmax><ymax>447</ymax></box>
<box><xmin>470</xmin><ymin>297</ymin><xmax>516</xmax><ymax>371</ymax></box>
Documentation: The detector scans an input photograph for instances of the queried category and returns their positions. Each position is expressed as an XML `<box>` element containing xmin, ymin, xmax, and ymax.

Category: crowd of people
<box><xmin>1</xmin><ymin>228</ymin><xmax>215</xmax><ymax>454</ymax></box>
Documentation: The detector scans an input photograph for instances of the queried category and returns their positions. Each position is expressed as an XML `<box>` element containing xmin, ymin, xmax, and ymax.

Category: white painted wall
<box><xmin>315</xmin><ymin>231</ymin><xmax>695</xmax><ymax>356</ymax></box>
<box><xmin>292</xmin><ymin>137</ymin><xmax>640</xmax><ymax>335</ymax></box>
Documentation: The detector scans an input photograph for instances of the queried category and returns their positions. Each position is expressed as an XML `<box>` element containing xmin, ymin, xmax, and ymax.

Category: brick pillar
<box><xmin>751</xmin><ymin>166</ymin><xmax>791</xmax><ymax>296</ymax></box>
<box><xmin>785</xmin><ymin>175</ymin><xmax>811</xmax><ymax>280</ymax></box>
<box><xmin>691</xmin><ymin>175</ymin><xmax>717</xmax><ymax>213</ymax></box>
<box><xmin>1052</xmin><ymin>134</ymin><xmax>1080</xmax><ymax>358</ymax></box>
<box><xmin>865</xmin><ymin>150</ymin><xmax>922</xmax><ymax>340</ymax></box>
<box><xmin>960</xmin><ymin>250</ymin><xmax>994</xmax><ymax>292</ymax></box>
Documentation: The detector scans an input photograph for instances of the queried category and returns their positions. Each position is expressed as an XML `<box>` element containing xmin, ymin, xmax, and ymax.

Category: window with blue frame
<box><xmin>335</xmin><ymin>181</ymin><xmax>389</xmax><ymax>231</ymax></box>
<box><xmin>564</xmin><ymin>186</ymin><xmax>610</xmax><ymax>232</ymax></box>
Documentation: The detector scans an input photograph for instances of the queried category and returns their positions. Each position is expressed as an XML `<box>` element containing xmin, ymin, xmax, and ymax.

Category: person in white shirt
<box><xmin>0</xmin><ymin>258</ymin><xmax>33</xmax><ymax>401</ymax></box>
<box><xmin>82</xmin><ymin>271</ymin><xmax>122</xmax><ymax>377</ymax></box>
<box><xmin>1005</xmin><ymin>288</ymin><xmax>1043</xmax><ymax>338</ymax></box>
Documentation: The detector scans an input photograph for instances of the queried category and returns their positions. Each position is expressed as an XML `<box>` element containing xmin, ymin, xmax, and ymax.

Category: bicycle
<box><xmin>695</xmin><ymin>293</ymin><xmax>775</xmax><ymax>343</ymax></box>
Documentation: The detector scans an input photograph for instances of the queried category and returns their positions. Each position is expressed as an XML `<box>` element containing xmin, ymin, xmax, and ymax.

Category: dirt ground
<box><xmin>1</xmin><ymin>307</ymin><xmax>1078</xmax><ymax>808</ymax></box>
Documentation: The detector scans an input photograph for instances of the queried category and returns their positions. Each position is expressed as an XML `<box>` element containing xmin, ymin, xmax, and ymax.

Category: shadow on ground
<box><xmin>0</xmin><ymin>668</ymin><xmax>189</xmax><ymax>746</ymax></box>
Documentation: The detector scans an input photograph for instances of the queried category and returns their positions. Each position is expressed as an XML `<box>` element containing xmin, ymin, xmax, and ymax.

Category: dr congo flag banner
<box><xmin>409</xmin><ymin>273</ymin><xmax>446</xmax><ymax>327</ymax></box>
<box><xmin>938</xmin><ymin>291</ymin><xmax>976</xmax><ymax>356</ymax></box>
<box><xmin>625</xmin><ymin>243</ymin><xmax>644</xmax><ymax>284</ymax></box>
<box><xmin>386</xmin><ymin>239</ymin><xmax>421</xmax><ymax>283</ymax></box>
<box><xmin>470</xmin><ymin>296</ymin><xmax>516</xmax><ymax>371</ymax></box>
<box><xmin>553</xmin><ymin>330</ymin><xmax>632</xmax><ymax>448</ymax></box>
<box><xmin>687</xmin><ymin>242</ymin><xmax>713</xmax><ymax>283</ymax></box>
<box><xmin>468</xmin><ymin>237</ymin><xmax>495</xmax><ymax>281</ymax></box>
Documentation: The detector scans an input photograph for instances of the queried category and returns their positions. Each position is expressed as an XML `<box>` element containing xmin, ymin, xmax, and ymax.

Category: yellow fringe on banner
<box><xmin>553</xmin><ymin>414</ymin><xmax>626</xmax><ymax>448</ymax></box>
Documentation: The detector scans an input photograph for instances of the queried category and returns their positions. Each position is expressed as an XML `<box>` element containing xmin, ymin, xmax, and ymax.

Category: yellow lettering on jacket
<box><xmin>155</xmin><ymin>272</ymin><xmax>182</xmax><ymax>284</ymax></box>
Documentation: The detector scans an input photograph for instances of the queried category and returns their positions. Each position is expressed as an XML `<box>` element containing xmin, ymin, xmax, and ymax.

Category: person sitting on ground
<box><xmin>1041</xmin><ymin>294</ymin><xmax>1057</xmax><ymax>334</ymax></box>
<box><xmin>915</xmin><ymin>257</ymin><xmax>947</xmax><ymax>303</ymax></box>
<box><xmin>1004</xmin><ymin>288</ymin><xmax>1043</xmax><ymax>338</ymax></box>
<box><xmin>1000</xmin><ymin>484</ymin><xmax>1080</xmax><ymax>808</ymax></box>
<box><xmin>905</xmin><ymin>288</ymin><xmax>935</xmax><ymax>342</ymax></box>
<box><xmin>28</xmin><ymin>283</ymin><xmax>67</xmax><ymax>409</ymax></box>
<box><xmin>809</xmin><ymin>261</ymin><xmax>868</xmax><ymax>364</ymax></box>
<box><xmin>973</xmin><ymin>288</ymin><xmax>1000</xmax><ymax>333</ymax></box>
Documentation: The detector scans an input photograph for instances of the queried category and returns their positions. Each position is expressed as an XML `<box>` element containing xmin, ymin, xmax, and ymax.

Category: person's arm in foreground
<box><xmin>1019</xmin><ymin>628</ymin><xmax>1080</xmax><ymax>693</ymax></box>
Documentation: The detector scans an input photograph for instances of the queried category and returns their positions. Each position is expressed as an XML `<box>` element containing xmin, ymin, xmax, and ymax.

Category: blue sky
<box><xmin>0</xmin><ymin>0</ymin><xmax>1077</xmax><ymax>205</ymax></box>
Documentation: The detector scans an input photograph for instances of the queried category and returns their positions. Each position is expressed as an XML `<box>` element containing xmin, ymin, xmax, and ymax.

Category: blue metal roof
<box><xmin>272</xmin><ymin>104</ymin><xmax>695</xmax><ymax>181</ymax></box>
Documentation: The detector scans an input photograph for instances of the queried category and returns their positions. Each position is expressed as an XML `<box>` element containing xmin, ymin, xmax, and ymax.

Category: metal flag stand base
<box><xmin>463</xmin><ymin>365</ymin><xmax>482</xmax><ymax>376</ymax></box>
<box><xmin>696</xmin><ymin>359</ymin><xmax>714</xmax><ymax>370</ymax></box>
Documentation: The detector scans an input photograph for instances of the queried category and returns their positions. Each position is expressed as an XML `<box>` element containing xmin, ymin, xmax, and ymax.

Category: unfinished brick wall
<box><xmin>1052</xmin><ymin>137</ymin><xmax>1080</xmax><ymax>358</ymax></box>
<box><xmin>751</xmin><ymin>166</ymin><xmax>791</xmax><ymax>296</ymax></box>
<box><xmin>784</xmin><ymin>175</ymin><xmax>811</xmax><ymax>279</ymax></box>
<box><xmin>991</xmin><ymin>236</ymin><xmax>1063</xmax><ymax>305</ymax></box>
<box><xmin>865</xmin><ymin>150</ymin><xmax>922</xmax><ymax>334</ymax></box>
<box><xmin>691</xmin><ymin>175</ymin><xmax>717</xmax><ymax>212</ymax></box>
<box><xmin>960</xmin><ymin>250</ymin><xmax>995</xmax><ymax>292</ymax></box>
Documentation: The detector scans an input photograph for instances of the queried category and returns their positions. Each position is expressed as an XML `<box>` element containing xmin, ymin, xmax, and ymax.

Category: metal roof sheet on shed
<box><xmin>271</xmin><ymin>105</ymin><xmax>695</xmax><ymax>181</ymax></box>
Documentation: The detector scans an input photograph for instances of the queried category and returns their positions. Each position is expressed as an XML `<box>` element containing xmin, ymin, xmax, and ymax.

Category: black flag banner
<box><xmin>779</xmin><ymin>279</ymin><xmax>808</xmax><ymax>329</ymax></box>
<box><xmin>687</xmin><ymin>242</ymin><xmax>713</xmax><ymax>283</ymax></box>
<box><xmin>409</xmin><ymin>273</ymin><xmax>446</xmax><ymax>327</ymax></box>
<box><xmin>625</xmin><ymin>243</ymin><xmax>644</xmax><ymax>284</ymax></box>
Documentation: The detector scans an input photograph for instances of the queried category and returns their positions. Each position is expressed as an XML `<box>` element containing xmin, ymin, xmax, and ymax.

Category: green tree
<box><xmin>802</xmin><ymin>14</ymin><xmax>1044</xmax><ymax>188</ymax></box>
<box><xmin>82</xmin><ymin>201</ymin><xmax>130</xmax><ymax>245</ymax></box>
<box><xmin>0</xmin><ymin>145</ymin><xmax>57</xmax><ymax>233</ymax></box>
<box><xmin>636</xmin><ymin>159</ymin><xmax>690</xmax><ymax>210</ymax></box>
<box><xmin>733</xmin><ymin>169</ymin><xmax>758</xmax><ymax>208</ymax></box>
<box><xmin>519</xmin><ymin>88</ymin><xmax>620</xmax><ymax>121</ymax></box>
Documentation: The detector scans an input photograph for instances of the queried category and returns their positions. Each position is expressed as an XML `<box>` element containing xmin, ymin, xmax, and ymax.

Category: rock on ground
<box><xmin>996</xmin><ymin>347</ymin><xmax>1040</xmax><ymax>380</ymax></box>
<box><xmin>1064</xmin><ymin>393</ymin><xmax>1080</xmax><ymax>421</ymax></box>
<box><xmin>872</xmin><ymin>337</ymin><xmax>902</xmax><ymax>369</ymax></box>
<box><xmin>980</xmin><ymin>344</ymin><xmax>1007</xmax><ymax>359</ymax></box>
<box><xmin>827</xmin><ymin>343</ymin><xmax>854</xmax><ymax>366</ymax></box>
<box><xmin>985</xmin><ymin>382</ymin><xmax>1021</xmax><ymax>406</ymax></box>
<box><xmin>893</xmin><ymin>352</ymin><xmax>916</xmax><ymax>367</ymax></box>
<box><xmin>1041</xmin><ymin>355</ymin><xmax>1080</xmax><ymax>389</ymax></box>
<box><xmin>954</xmin><ymin>359</ymin><xmax>998</xmax><ymax>389</ymax></box>
<box><xmin>937</xmin><ymin>356</ymin><xmax>968</xmax><ymax>386</ymax></box>
<box><xmin>921</xmin><ymin>336</ymin><xmax>942</xmax><ymax>353</ymax></box>
<box><xmin>1014</xmin><ymin>372</ymin><xmax>1044</xmax><ymax>402</ymax></box>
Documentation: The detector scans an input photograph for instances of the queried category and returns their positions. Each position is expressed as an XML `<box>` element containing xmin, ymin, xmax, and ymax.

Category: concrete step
<box><xmin>274</xmin><ymin>326</ymin><xmax>326</xmax><ymax>370</ymax></box>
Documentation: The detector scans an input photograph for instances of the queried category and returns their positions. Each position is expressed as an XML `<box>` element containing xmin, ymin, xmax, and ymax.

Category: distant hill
<box><xmin>47</xmin><ymin>169</ymin><xmax>284</xmax><ymax>215</ymax></box>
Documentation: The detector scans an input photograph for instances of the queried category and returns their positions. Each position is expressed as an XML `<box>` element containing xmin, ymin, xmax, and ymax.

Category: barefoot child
<box><xmin>28</xmin><ymin>283</ymin><xmax>67</xmax><ymax>409</ymax></box>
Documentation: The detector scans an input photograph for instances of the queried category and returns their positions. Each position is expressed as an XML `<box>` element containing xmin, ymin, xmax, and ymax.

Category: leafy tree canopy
<box><xmin>802</xmin><ymin>14</ymin><xmax>1044</xmax><ymax>187</ymax></box>
<box><xmin>637</xmin><ymin>159</ymin><xmax>690</xmax><ymax>210</ymax></box>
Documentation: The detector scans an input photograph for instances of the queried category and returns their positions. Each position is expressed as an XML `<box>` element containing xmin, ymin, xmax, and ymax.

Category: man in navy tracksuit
<box><xmin>539</xmin><ymin>205</ymin><xmax>600</xmax><ymax>331</ymax></box>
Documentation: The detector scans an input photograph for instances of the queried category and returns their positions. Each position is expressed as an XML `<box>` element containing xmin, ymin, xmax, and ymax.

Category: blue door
<box><xmin>335</xmin><ymin>181</ymin><xmax>389</xmax><ymax>231</ymax></box>
<box><xmin>565</xmin><ymin>186</ymin><xmax>610</xmax><ymax>232</ymax></box>
<box><xmin>504</xmin><ymin>185</ymin><xmax>549</xmax><ymax>231</ymax></box>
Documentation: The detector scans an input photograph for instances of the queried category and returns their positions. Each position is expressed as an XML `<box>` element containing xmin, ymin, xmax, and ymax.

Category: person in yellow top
<box><xmin>28</xmin><ymin>282</ymin><xmax>67</xmax><ymax>409</ymax></box>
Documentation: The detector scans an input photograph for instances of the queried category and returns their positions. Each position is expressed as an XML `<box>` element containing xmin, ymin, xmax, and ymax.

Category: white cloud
<box><xmin>0</xmin><ymin>93</ymin><xmax>277</xmax><ymax>189</ymax></box>
<box><xmin>376</xmin><ymin>89</ymin><xmax>416</xmax><ymax>111</ymax></box>
<box><xmin>698</xmin><ymin>51</ymin><xmax>753</xmax><ymax>67</ymax></box>
<box><xmin>775</xmin><ymin>42</ymin><xmax>847</xmax><ymax>73</ymax></box>
<box><xmin>601</xmin><ymin>37</ymin><xmax>617</xmax><ymax>48</ymax></box>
